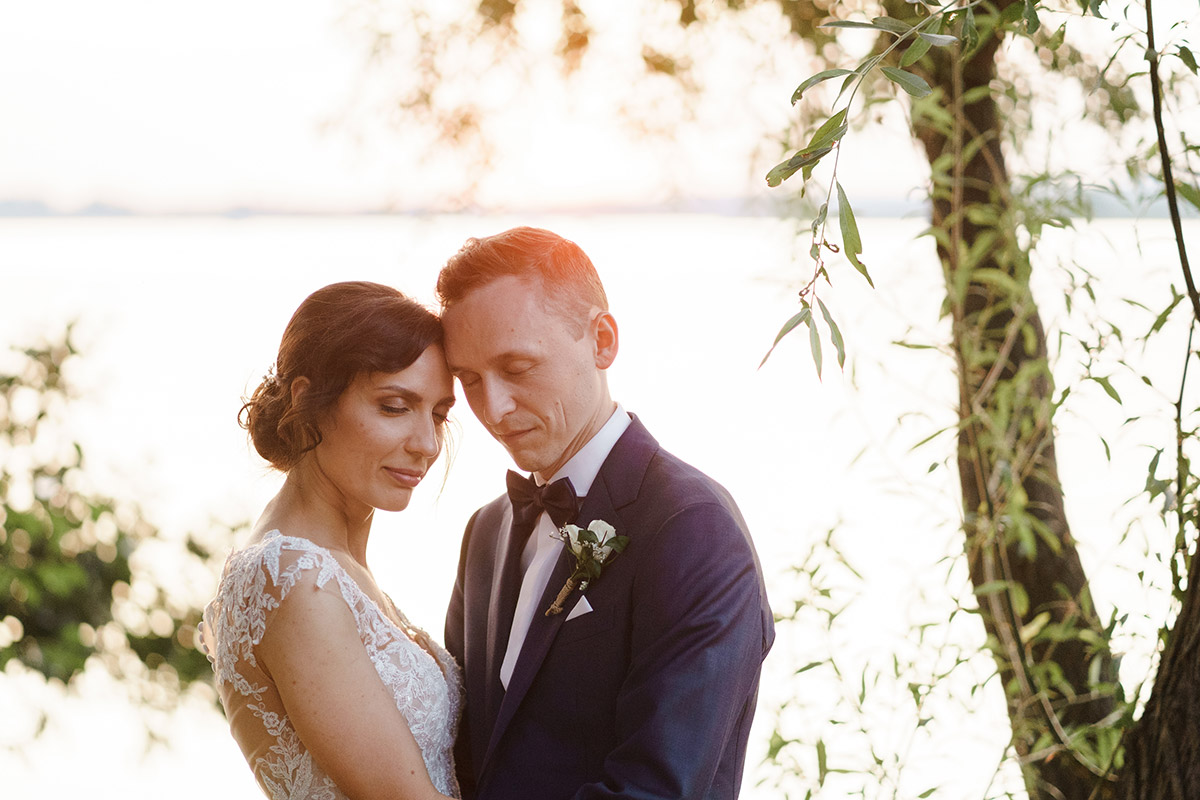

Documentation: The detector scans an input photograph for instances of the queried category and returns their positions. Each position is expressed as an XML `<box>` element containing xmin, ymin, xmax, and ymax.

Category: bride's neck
<box><xmin>262</xmin><ymin>466</ymin><xmax>374</xmax><ymax>566</ymax></box>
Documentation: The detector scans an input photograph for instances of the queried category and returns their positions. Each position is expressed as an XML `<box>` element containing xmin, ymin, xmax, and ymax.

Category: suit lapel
<box><xmin>479</xmin><ymin>416</ymin><xmax>659</xmax><ymax>774</ymax></box>
<box><xmin>481</xmin><ymin>486</ymin><xmax>620</xmax><ymax>770</ymax></box>
<box><xmin>482</xmin><ymin>503</ymin><xmax>520</xmax><ymax>736</ymax></box>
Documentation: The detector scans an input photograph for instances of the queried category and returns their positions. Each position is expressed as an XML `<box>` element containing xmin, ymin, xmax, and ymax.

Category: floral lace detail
<box><xmin>202</xmin><ymin>530</ymin><xmax>462</xmax><ymax>799</ymax></box>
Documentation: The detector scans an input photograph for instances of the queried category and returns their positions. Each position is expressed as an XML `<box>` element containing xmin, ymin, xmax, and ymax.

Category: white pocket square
<box><xmin>565</xmin><ymin>595</ymin><xmax>593</xmax><ymax>621</ymax></box>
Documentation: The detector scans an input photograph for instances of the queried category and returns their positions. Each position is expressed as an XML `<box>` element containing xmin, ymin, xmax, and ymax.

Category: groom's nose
<box><xmin>475</xmin><ymin>378</ymin><xmax>517</xmax><ymax>427</ymax></box>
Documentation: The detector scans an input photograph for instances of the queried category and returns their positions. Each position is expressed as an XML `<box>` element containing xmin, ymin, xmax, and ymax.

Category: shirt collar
<box><xmin>542</xmin><ymin>404</ymin><xmax>631</xmax><ymax>497</ymax></box>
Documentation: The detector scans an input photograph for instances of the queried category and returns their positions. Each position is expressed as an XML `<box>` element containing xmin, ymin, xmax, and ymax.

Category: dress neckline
<box><xmin>256</xmin><ymin>528</ymin><xmax>446</xmax><ymax>676</ymax></box>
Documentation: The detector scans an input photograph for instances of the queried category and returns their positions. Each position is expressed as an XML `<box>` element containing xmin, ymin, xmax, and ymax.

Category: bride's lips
<box><xmin>384</xmin><ymin>467</ymin><xmax>424</xmax><ymax>488</ymax></box>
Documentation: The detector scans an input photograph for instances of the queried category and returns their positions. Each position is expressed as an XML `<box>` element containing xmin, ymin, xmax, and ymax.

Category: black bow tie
<box><xmin>505</xmin><ymin>470</ymin><xmax>579</xmax><ymax>529</ymax></box>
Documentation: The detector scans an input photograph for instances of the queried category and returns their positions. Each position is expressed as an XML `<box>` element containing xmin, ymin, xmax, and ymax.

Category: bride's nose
<box><xmin>406</xmin><ymin>413</ymin><xmax>441</xmax><ymax>459</ymax></box>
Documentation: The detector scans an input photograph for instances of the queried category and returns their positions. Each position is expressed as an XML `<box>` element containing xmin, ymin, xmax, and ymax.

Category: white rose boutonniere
<box><xmin>545</xmin><ymin>519</ymin><xmax>629</xmax><ymax>616</ymax></box>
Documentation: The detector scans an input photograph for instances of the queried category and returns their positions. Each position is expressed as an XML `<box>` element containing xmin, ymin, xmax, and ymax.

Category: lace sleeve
<box><xmin>201</xmin><ymin>531</ymin><xmax>463</xmax><ymax>799</ymax></box>
<box><xmin>203</xmin><ymin>533</ymin><xmax>344</xmax><ymax>691</ymax></box>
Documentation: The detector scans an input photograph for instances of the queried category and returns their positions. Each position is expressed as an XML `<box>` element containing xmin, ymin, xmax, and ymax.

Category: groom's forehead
<box><xmin>444</xmin><ymin>302</ymin><xmax>574</xmax><ymax>365</ymax></box>
<box><xmin>446</xmin><ymin>280</ymin><xmax>573</xmax><ymax>332</ymax></box>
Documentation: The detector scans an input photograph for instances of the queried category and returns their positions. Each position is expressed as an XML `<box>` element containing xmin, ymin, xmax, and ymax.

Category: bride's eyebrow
<box><xmin>375</xmin><ymin>385</ymin><xmax>455</xmax><ymax>408</ymax></box>
<box><xmin>376</xmin><ymin>385</ymin><xmax>422</xmax><ymax>403</ymax></box>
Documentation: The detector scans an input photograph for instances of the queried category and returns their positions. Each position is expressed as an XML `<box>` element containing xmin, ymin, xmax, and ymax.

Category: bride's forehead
<box><xmin>351</xmin><ymin>361</ymin><xmax>452</xmax><ymax>396</ymax></box>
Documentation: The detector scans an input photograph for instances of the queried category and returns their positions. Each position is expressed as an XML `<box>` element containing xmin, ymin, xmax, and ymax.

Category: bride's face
<box><xmin>310</xmin><ymin>344</ymin><xmax>455</xmax><ymax>514</ymax></box>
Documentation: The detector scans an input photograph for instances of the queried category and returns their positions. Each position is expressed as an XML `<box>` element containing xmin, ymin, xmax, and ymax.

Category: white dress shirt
<box><xmin>499</xmin><ymin>404</ymin><xmax>632</xmax><ymax>689</ymax></box>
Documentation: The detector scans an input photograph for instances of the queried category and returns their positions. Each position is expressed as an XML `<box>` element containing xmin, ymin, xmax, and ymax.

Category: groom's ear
<box><xmin>591</xmin><ymin>310</ymin><xmax>618</xmax><ymax>370</ymax></box>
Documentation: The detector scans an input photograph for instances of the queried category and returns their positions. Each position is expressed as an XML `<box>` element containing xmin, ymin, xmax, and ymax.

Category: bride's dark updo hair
<box><xmin>240</xmin><ymin>281</ymin><xmax>442</xmax><ymax>471</ymax></box>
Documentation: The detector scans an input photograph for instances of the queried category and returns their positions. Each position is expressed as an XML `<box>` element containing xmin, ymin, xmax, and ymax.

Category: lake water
<box><xmin>0</xmin><ymin>212</ymin><xmax>1194</xmax><ymax>798</ymax></box>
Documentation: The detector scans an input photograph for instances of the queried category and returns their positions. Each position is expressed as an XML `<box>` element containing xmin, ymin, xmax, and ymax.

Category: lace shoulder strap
<box><xmin>204</xmin><ymin>531</ymin><xmax>358</xmax><ymax>686</ymax></box>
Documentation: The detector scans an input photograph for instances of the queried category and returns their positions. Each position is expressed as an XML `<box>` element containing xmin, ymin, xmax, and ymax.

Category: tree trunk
<box><xmin>881</xmin><ymin>3</ymin><xmax>1118</xmax><ymax>797</ymax></box>
<box><xmin>1115</xmin><ymin>540</ymin><xmax>1200</xmax><ymax>797</ymax></box>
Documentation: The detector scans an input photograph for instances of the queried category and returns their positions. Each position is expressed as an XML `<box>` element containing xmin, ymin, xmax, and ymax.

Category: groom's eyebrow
<box><xmin>446</xmin><ymin>350</ymin><xmax>529</xmax><ymax>373</ymax></box>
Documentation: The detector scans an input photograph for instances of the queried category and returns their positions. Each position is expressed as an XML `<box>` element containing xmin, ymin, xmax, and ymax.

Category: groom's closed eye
<box><xmin>503</xmin><ymin>360</ymin><xmax>535</xmax><ymax>377</ymax></box>
<box><xmin>453</xmin><ymin>371</ymin><xmax>481</xmax><ymax>388</ymax></box>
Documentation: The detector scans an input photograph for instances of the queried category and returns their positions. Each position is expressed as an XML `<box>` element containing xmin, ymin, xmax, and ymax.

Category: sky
<box><xmin>0</xmin><ymin>0</ymin><xmax>940</xmax><ymax>215</ymax></box>
<box><xmin>8</xmin><ymin>0</ymin><xmax>1194</xmax><ymax>218</ymax></box>
<box><xmin>2</xmin><ymin>1</ymin><xmax>1197</xmax><ymax>217</ymax></box>
<box><xmin>0</xmin><ymin>1</ymin><xmax>660</xmax><ymax>213</ymax></box>
<box><xmin>0</xmin><ymin>1</ymin><xmax>382</xmax><ymax>212</ymax></box>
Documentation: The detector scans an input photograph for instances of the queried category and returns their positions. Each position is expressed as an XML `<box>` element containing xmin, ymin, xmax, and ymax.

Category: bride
<box><xmin>201</xmin><ymin>281</ymin><xmax>461</xmax><ymax>800</ymax></box>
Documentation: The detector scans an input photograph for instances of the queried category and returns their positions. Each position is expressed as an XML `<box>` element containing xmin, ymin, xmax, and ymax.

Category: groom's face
<box><xmin>442</xmin><ymin>275</ymin><xmax>612</xmax><ymax>480</ymax></box>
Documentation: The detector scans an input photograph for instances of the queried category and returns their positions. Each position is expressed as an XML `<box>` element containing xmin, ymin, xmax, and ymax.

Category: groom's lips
<box><xmin>384</xmin><ymin>467</ymin><xmax>424</xmax><ymax>488</ymax></box>
<box><xmin>497</xmin><ymin>428</ymin><xmax>533</xmax><ymax>447</ymax></box>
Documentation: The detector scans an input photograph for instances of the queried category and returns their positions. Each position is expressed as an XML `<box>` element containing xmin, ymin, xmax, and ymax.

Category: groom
<box><xmin>439</xmin><ymin>227</ymin><xmax>773</xmax><ymax>799</ymax></box>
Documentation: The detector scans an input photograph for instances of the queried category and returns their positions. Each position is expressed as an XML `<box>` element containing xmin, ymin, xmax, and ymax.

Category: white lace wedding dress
<box><xmin>202</xmin><ymin>529</ymin><xmax>463</xmax><ymax>799</ymax></box>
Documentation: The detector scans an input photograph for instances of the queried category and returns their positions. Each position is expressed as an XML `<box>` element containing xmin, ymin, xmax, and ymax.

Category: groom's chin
<box><xmin>505</xmin><ymin>451</ymin><xmax>540</xmax><ymax>474</ymax></box>
<box><xmin>500</xmin><ymin>445</ymin><xmax>547</xmax><ymax>476</ymax></box>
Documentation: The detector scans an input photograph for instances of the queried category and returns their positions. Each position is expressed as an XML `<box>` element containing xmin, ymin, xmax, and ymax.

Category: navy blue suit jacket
<box><xmin>444</xmin><ymin>416</ymin><xmax>774</xmax><ymax>799</ymax></box>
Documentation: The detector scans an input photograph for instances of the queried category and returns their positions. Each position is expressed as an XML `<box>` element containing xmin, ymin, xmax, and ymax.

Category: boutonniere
<box><xmin>545</xmin><ymin>519</ymin><xmax>629</xmax><ymax>616</ymax></box>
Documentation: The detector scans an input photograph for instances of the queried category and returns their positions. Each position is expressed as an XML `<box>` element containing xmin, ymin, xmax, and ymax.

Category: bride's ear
<box><xmin>290</xmin><ymin>376</ymin><xmax>311</xmax><ymax>407</ymax></box>
<box><xmin>592</xmin><ymin>311</ymin><xmax>618</xmax><ymax>370</ymax></box>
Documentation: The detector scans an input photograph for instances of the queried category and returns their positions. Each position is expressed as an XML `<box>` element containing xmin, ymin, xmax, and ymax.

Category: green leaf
<box><xmin>811</xmin><ymin>203</ymin><xmax>829</xmax><ymax>238</ymax></box>
<box><xmin>807</xmin><ymin>109</ymin><xmax>849</xmax><ymax>152</ymax></box>
<box><xmin>1175</xmin><ymin>181</ymin><xmax>1200</xmax><ymax>211</ymax></box>
<box><xmin>791</xmin><ymin>69</ymin><xmax>854</xmax><ymax>104</ymax></box>
<box><xmin>871</xmin><ymin>16</ymin><xmax>913</xmax><ymax>35</ymax></box>
<box><xmin>760</xmin><ymin>307</ymin><xmax>812</xmax><ymax>367</ymax></box>
<box><xmin>766</xmin><ymin>731</ymin><xmax>788</xmax><ymax>760</ymax></box>
<box><xmin>806</xmin><ymin>311</ymin><xmax>823</xmax><ymax>378</ymax></box>
<box><xmin>1020</xmin><ymin>611</ymin><xmax>1051</xmax><ymax>643</ymax></box>
<box><xmin>962</xmin><ymin>8</ymin><xmax>979</xmax><ymax>52</ymax></box>
<box><xmin>35</xmin><ymin>562</ymin><xmax>87</xmax><ymax>596</ymax></box>
<box><xmin>1178</xmin><ymin>45</ymin><xmax>1198</xmax><ymax>75</ymax></box>
<box><xmin>1147</xmin><ymin>288</ymin><xmax>1183</xmax><ymax>336</ymax></box>
<box><xmin>1147</xmin><ymin>448</ymin><xmax>1164</xmax><ymax>493</ymax></box>
<box><xmin>765</xmin><ymin>144</ymin><xmax>834</xmax><ymax>187</ymax></box>
<box><xmin>972</xmin><ymin>268</ymin><xmax>1019</xmax><ymax>296</ymax></box>
<box><xmin>1023</xmin><ymin>0</ymin><xmax>1041</xmax><ymax>33</ymax></box>
<box><xmin>918</xmin><ymin>32</ymin><xmax>958</xmax><ymax>46</ymax></box>
<box><xmin>901</xmin><ymin>35</ymin><xmax>932</xmax><ymax>67</ymax></box>
<box><xmin>820</xmin><ymin>20</ymin><xmax>884</xmax><ymax>30</ymax></box>
<box><xmin>880</xmin><ymin>66</ymin><xmax>932</xmax><ymax>97</ymax></box>
<box><xmin>836</xmin><ymin>182</ymin><xmax>873</xmax><ymax>286</ymax></box>
<box><xmin>1091</xmin><ymin>375</ymin><xmax>1123</xmax><ymax>404</ymax></box>
<box><xmin>1000</xmin><ymin>1</ymin><xmax>1026</xmax><ymax>24</ymax></box>
<box><xmin>1009</xmin><ymin>582</ymin><xmax>1030</xmax><ymax>617</ymax></box>
<box><xmin>1046</xmin><ymin>23</ymin><xmax>1067</xmax><ymax>50</ymax></box>
<box><xmin>854</xmin><ymin>55</ymin><xmax>882</xmax><ymax>75</ymax></box>
<box><xmin>817</xmin><ymin>297</ymin><xmax>846</xmax><ymax>369</ymax></box>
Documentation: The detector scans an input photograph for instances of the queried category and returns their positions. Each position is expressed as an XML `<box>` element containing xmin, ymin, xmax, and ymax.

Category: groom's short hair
<box><xmin>437</xmin><ymin>227</ymin><xmax>608</xmax><ymax>332</ymax></box>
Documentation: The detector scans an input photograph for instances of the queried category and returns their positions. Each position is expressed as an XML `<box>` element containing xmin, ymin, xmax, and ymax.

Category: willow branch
<box><xmin>1145</xmin><ymin>0</ymin><xmax>1198</xmax><ymax>324</ymax></box>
